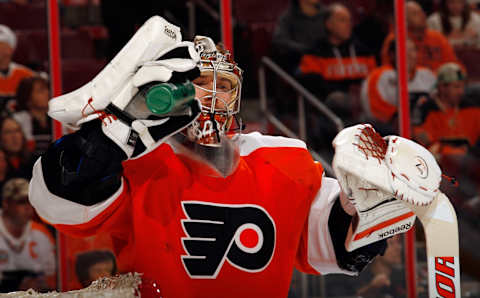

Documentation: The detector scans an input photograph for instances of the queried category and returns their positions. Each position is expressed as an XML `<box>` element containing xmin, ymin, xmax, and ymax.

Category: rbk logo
<box><xmin>181</xmin><ymin>202</ymin><xmax>276</xmax><ymax>279</ymax></box>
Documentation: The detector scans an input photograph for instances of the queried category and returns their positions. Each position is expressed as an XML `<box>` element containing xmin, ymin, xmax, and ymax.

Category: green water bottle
<box><xmin>144</xmin><ymin>81</ymin><xmax>196</xmax><ymax>115</ymax></box>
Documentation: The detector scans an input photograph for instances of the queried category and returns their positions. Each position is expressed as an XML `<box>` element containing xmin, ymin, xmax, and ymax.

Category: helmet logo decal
<box><xmin>181</xmin><ymin>201</ymin><xmax>276</xmax><ymax>279</ymax></box>
<box><xmin>201</xmin><ymin>119</ymin><xmax>214</xmax><ymax>138</ymax></box>
<box><xmin>189</xmin><ymin>118</ymin><xmax>225</xmax><ymax>140</ymax></box>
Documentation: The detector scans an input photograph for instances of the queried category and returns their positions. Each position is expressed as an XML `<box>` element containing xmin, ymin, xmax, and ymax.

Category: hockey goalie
<box><xmin>28</xmin><ymin>17</ymin><xmax>456</xmax><ymax>298</ymax></box>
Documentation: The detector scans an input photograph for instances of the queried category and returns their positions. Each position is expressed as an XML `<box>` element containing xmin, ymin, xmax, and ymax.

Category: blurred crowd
<box><xmin>0</xmin><ymin>0</ymin><xmax>479</xmax><ymax>296</ymax></box>
<box><xmin>0</xmin><ymin>19</ymin><xmax>55</xmax><ymax>292</ymax></box>
<box><xmin>271</xmin><ymin>0</ymin><xmax>480</xmax><ymax>213</ymax></box>
<box><xmin>269</xmin><ymin>0</ymin><xmax>480</xmax><ymax>296</ymax></box>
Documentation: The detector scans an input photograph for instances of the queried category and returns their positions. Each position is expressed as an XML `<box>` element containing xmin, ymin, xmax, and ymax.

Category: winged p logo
<box><xmin>181</xmin><ymin>201</ymin><xmax>276</xmax><ymax>279</ymax></box>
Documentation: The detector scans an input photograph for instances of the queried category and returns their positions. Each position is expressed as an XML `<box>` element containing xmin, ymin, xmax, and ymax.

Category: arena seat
<box><xmin>455</xmin><ymin>48</ymin><xmax>480</xmax><ymax>82</ymax></box>
<box><xmin>61</xmin><ymin>58</ymin><xmax>107</xmax><ymax>93</ymax></box>
<box><xmin>61</xmin><ymin>30</ymin><xmax>95</xmax><ymax>59</ymax></box>
<box><xmin>14</xmin><ymin>28</ymin><xmax>99</xmax><ymax>63</ymax></box>
<box><xmin>12</xmin><ymin>29</ymin><xmax>48</xmax><ymax>67</ymax></box>
<box><xmin>12</xmin><ymin>31</ymin><xmax>35</xmax><ymax>65</ymax></box>
<box><xmin>227</xmin><ymin>0</ymin><xmax>290</xmax><ymax>97</ymax></box>
<box><xmin>0</xmin><ymin>2</ymin><xmax>47</xmax><ymax>30</ymax></box>
<box><xmin>233</xmin><ymin>0</ymin><xmax>290</xmax><ymax>23</ymax></box>
<box><xmin>78</xmin><ymin>25</ymin><xmax>109</xmax><ymax>40</ymax></box>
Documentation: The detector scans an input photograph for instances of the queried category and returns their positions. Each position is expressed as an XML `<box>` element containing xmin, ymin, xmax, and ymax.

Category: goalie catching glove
<box><xmin>332</xmin><ymin>124</ymin><xmax>442</xmax><ymax>251</ymax></box>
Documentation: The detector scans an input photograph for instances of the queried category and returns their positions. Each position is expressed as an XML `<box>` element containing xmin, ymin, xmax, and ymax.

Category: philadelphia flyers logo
<box><xmin>181</xmin><ymin>201</ymin><xmax>276</xmax><ymax>279</ymax></box>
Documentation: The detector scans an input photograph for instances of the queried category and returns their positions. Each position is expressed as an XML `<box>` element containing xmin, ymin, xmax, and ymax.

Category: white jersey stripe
<box><xmin>235</xmin><ymin>132</ymin><xmax>307</xmax><ymax>157</ymax></box>
<box><xmin>306</xmin><ymin>176</ymin><xmax>356</xmax><ymax>275</ymax></box>
<box><xmin>29</xmin><ymin>158</ymin><xmax>124</xmax><ymax>225</ymax></box>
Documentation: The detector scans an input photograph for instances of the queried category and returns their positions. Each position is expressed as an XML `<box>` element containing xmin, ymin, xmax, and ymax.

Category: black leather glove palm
<box><xmin>328</xmin><ymin>198</ymin><xmax>388</xmax><ymax>273</ymax></box>
<box><xmin>42</xmin><ymin>120</ymin><xmax>126</xmax><ymax>206</ymax></box>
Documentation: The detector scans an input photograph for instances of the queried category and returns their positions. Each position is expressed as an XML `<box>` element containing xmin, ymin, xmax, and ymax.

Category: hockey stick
<box><xmin>332</xmin><ymin>125</ymin><xmax>461</xmax><ymax>298</ymax></box>
<box><xmin>411</xmin><ymin>193</ymin><xmax>460</xmax><ymax>298</ymax></box>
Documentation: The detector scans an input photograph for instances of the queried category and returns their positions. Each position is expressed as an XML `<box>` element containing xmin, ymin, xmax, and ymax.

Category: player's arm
<box><xmin>29</xmin><ymin>16</ymin><xmax>201</xmax><ymax>230</ymax></box>
<box><xmin>296</xmin><ymin>175</ymin><xmax>387</xmax><ymax>276</ymax></box>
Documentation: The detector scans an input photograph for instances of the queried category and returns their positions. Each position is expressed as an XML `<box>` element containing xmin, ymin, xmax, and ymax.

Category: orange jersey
<box><xmin>0</xmin><ymin>62</ymin><xmax>34</xmax><ymax>99</ymax></box>
<box><xmin>300</xmin><ymin>39</ymin><xmax>376</xmax><ymax>82</ymax></box>
<box><xmin>361</xmin><ymin>65</ymin><xmax>436</xmax><ymax>122</ymax></box>
<box><xmin>30</xmin><ymin>132</ymin><xmax>348</xmax><ymax>298</ymax></box>
<box><xmin>381</xmin><ymin>30</ymin><xmax>459</xmax><ymax>72</ymax></box>
<box><xmin>300</xmin><ymin>56</ymin><xmax>376</xmax><ymax>81</ymax></box>
<box><xmin>413</xmin><ymin>103</ymin><xmax>480</xmax><ymax>155</ymax></box>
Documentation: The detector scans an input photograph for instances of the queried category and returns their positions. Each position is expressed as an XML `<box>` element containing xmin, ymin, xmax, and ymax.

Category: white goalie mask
<box><xmin>186</xmin><ymin>36</ymin><xmax>243</xmax><ymax>146</ymax></box>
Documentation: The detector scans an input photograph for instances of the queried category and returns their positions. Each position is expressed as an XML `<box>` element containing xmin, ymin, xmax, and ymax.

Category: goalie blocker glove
<box><xmin>42</xmin><ymin>120</ymin><xmax>125</xmax><ymax>205</ymax></box>
<box><xmin>328</xmin><ymin>198</ymin><xmax>387</xmax><ymax>273</ymax></box>
<box><xmin>41</xmin><ymin>97</ymin><xmax>200</xmax><ymax>206</ymax></box>
<box><xmin>40</xmin><ymin>16</ymin><xmax>203</xmax><ymax>205</ymax></box>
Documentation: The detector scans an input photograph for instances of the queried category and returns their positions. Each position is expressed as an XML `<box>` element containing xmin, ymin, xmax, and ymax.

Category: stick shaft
<box><xmin>415</xmin><ymin>194</ymin><xmax>460</xmax><ymax>298</ymax></box>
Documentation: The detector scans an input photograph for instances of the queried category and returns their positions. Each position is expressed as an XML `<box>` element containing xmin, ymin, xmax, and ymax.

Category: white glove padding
<box><xmin>132</xmin><ymin>49</ymin><xmax>200</xmax><ymax>87</ymax></box>
<box><xmin>83</xmin><ymin>99</ymin><xmax>200</xmax><ymax>159</ymax></box>
<box><xmin>111</xmin><ymin>41</ymin><xmax>200</xmax><ymax>111</ymax></box>
<box><xmin>332</xmin><ymin>124</ymin><xmax>442</xmax><ymax>251</ymax></box>
<box><xmin>48</xmin><ymin>16</ymin><xmax>199</xmax><ymax>127</ymax></box>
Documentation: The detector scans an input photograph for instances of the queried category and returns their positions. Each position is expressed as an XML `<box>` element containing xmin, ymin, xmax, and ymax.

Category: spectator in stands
<box><xmin>0</xmin><ymin>117</ymin><xmax>36</xmax><ymax>179</ymax></box>
<box><xmin>414</xmin><ymin>62</ymin><xmax>480</xmax><ymax>226</ymax></box>
<box><xmin>353</xmin><ymin>0</ymin><xmax>394</xmax><ymax>63</ymax></box>
<box><xmin>0</xmin><ymin>149</ymin><xmax>8</xmax><ymax>206</ymax></box>
<box><xmin>271</xmin><ymin>0</ymin><xmax>326</xmax><ymax>72</ymax></box>
<box><xmin>361</xmin><ymin>39</ymin><xmax>436</xmax><ymax>133</ymax></box>
<box><xmin>381</xmin><ymin>1</ymin><xmax>460</xmax><ymax>71</ymax></box>
<box><xmin>427</xmin><ymin>0</ymin><xmax>480</xmax><ymax>48</ymax></box>
<box><xmin>0</xmin><ymin>148</ymin><xmax>21</xmax><ymax>208</ymax></box>
<box><xmin>470</xmin><ymin>0</ymin><xmax>480</xmax><ymax>10</ymax></box>
<box><xmin>13</xmin><ymin>77</ymin><xmax>51</xmax><ymax>156</ymax></box>
<box><xmin>298</xmin><ymin>3</ymin><xmax>376</xmax><ymax>117</ymax></box>
<box><xmin>413</xmin><ymin>62</ymin><xmax>480</xmax><ymax>158</ymax></box>
<box><xmin>0</xmin><ymin>178</ymin><xmax>55</xmax><ymax>292</ymax></box>
<box><xmin>75</xmin><ymin>250</ymin><xmax>117</xmax><ymax>288</ymax></box>
<box><xmin>0</xmin><ymin>25</ymin><xmax>34</xmax><ymax>114</ymax></box>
